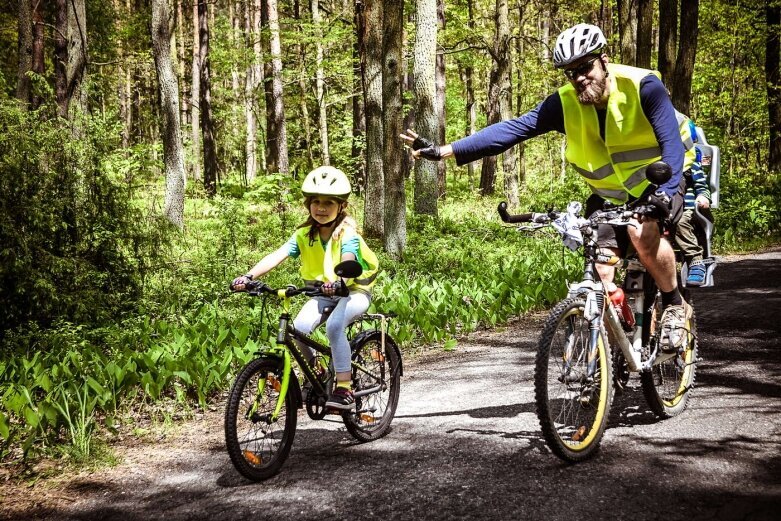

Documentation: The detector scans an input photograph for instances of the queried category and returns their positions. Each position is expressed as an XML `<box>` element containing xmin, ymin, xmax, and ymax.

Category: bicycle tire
<box><xmin>535</xmin><ymin>297</ymin><xmax>613</xmax><ymax>462</ymax></box>
<box><xmin>224</xmin><ymin>357</ymin><xmax>297</xmax><ymax>481</ymax></box>
<box><xmin>641</xmin><ymin>293</ymin><xmax>699</xmax><ymax>418</ymax></box>
<box><xmin>342</xmin><ymin>330</ymin><xmax>401</xmax><ymax>442</ymax></box>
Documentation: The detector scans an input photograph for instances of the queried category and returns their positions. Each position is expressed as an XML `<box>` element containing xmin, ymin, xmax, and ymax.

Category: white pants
<box><xmin>292</xmin><ymin>291</ymin><xmax>370</xmax><ymax>373</ymax></box>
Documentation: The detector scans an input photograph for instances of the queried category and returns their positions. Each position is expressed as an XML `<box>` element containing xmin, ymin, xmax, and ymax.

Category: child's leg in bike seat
<box><xmin>692</xmin><ymin>206</ymin><xmax>717</xmax><ymax>287</ymax></box>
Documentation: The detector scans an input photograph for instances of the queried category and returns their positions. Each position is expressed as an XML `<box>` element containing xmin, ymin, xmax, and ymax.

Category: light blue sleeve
<box><xmin>286</xmin><ymin>232</ymin><xmax>300</xmax><ymax>259</ymax></box>
<box><xmin>341</xmin><ymin>236</ymin><xmax>360</xmax><ymax>258</ymax></box>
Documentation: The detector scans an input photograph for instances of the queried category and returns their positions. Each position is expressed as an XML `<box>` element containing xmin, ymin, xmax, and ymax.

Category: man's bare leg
<box><xmin>627</xmin><ymin>218</ymin><xmax>677</xmax><ymax>293</ymax></box>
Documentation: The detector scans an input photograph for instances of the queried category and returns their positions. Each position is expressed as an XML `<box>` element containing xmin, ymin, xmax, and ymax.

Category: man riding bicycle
<box><xmin>401</xmin><ymin>23</ymin><xmax>696</xmax><ymax>352</ymax></box>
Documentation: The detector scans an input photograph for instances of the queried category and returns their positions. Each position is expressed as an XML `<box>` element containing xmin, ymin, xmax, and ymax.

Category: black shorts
<box><xmin>585</xmin><ymin>175</ymin><xmax>686</xmax><ymax>256</ymax></box>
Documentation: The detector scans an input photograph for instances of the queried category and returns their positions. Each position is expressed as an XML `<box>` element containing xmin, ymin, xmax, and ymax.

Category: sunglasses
<box><xmin>563</xmin><ymin>56</ymin><xmax>600</xmax><ymax>80</ymax></box>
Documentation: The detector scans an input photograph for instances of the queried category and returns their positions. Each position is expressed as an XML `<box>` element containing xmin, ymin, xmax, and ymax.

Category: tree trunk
<box><xmin>229</xmin><ymin>1</ymin><xmax>241</xmax><ymax>142</ymax></box>
<box><xmin>495</xmin><ymin>0</ymin><xmax>518</xmax><ymax>207</ymax></box>
<box><xmin>245</xmin><ymin>0</ymin><xmax>262</xmax><ymax>183</ymax></box>
<box><xmin>362</xmin><ymin>0</ymin><xmax>384</xmax><ymax>238</ymax></box>
<box><xmin>312</xmin><ymin>0</ymin><xmax>330</xmax><ymax>165</ymax></box>
<box><xmin>152</xmin><ymin>0</ymin><xmax>186</xmax><ymax>228</ymax></box>
<box><xmin>267</xmin><ymin>0</ymin><xmax>289</xmax><ymax>173</ymax></box>
<box><xmin>598</xmin><ymin>0</ymin><xmax>613</xmax><ymax>40</ymax></box>
<box><xmin>767</xmin><ymin>0</ymin><xmax>781</xmax><ymax>173</ymax></box>
<box><xmin>16</xmin><ymin>0</ymin><xmax>33</xmax><ymax>105</ymax></box>
<box><xmin>671</xmin><ymin>0</ymin><xmax>699</xmax><ymax>114</ymax></box>
<box><xmin>31</xmin><ymin>0</ymin><xmax>44</xmax><ymax>109</ymax></box>
<box><xmin>54</xmin><ymin>0</ymin><xmax>88</xmax><ymax>119</ymax></box>
<box><xmin>617</xmin><ymin>0</ymin><xmax>637</xmax><ymax>66</ymax></box>
<box><xmin>191</xmin><ymin>0</ymin><xmax>201</xmax><ymax>181</ymax></box>
<box><xmin>66</xmin><ymin>0</ymin><xmax>88</xmax><ymax>117</ymax></box>
<box><xmin>198</xmin><ymin>0</ymin><xmax>218</xmax><ymax>195</ymax></box>
<box><xmin>176</xmin><ymin>0</ymin><xmax>187</xmax><ymax>128</ymax></box>
<box><xmin>636</xmin><ymin>0</ymin><xmax>653</xmax><ymax>68</ymax></box>
<box><xmin>382</xmin><ymin>0</ymin><xmax>405</xmax><ymax>258</ymax></box>
<box><xmin>293</xmin><ymin>0</ymin><xmax>315</xmax><ymax>169</ymax></box>
<box><xmin>464</xmin><ymin>0</ymin><xmax>476</xmax><ymax>187</ymax></box>
<box><xmin>413</xmin><ymin>0</ymin><xmax>438</xmax><ymax>216</ymax></box>
<box><xmin>514</xmin><ymin>3</ymin><xmax>526</xmax><ymax>188</ymax></box>
<box><xmin>658</xmin><ymin>0</ymin><xmax>678</xmax><ymax>88</ymax></box>
<box><xmin>352</xmin><ymin>0</ymin><xmax>366</xmax><ymax>192</ymax></box>
<box><xmin>435</xmin><ymin>0</ymin><xmax>446</xmax><ymax>198</ymax></box>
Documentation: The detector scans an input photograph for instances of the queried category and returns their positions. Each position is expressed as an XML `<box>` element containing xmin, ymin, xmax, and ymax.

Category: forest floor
<box><xmin>2</xmin><ymin>248</ymin><xmax>780</xmax><ymax>521</ymax></box>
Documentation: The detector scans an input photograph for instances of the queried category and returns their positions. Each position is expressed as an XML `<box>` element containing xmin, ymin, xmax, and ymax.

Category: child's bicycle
<box><xmin>224</xmin><ymin>261</ymin><xmax>402</xmax><ymax>481</ymax></box>
<box><xmin>497</xmin><ymin>168</ymin><xmax>698</xmax><ymax>462</ymax></box>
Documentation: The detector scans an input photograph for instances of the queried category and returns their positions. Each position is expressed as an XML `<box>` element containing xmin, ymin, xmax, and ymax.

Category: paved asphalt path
<box><xmin>9</xmin><ymin>251</ymin><xmax>781</xmax><ymax>521</ymax></box>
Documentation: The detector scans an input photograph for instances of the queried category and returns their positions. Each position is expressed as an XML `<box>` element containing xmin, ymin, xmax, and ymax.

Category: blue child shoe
<box><xmin>686</xmin><ymin>261</ymin><xmax>706</xmax><ymax>286</ymax></box>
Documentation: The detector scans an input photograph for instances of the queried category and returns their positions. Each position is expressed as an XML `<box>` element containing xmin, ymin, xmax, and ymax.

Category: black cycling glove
<box><xmin>411</xmin><ymin>135</ymin><xmax>443</xmax><ymax>161</ymax></box>
<box><xmin>230</xmin><ymin>274</ymin><xmax>253</xmax><ymax>291</ymax></box>
<box><xmin>646</xmin><ymin>191</ymin><xmax>672</xmax><ymax>221</ymax></box>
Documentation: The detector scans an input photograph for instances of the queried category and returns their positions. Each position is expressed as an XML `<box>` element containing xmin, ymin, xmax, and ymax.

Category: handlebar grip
<box><xmin>497</xmin><ymin>202</ymin><xmax>534</xmax><ymax>224</ymax></box>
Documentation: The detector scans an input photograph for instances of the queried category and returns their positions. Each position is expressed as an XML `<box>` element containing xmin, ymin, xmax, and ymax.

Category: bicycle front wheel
<box><xmin>641</xmin><ymin>297</ymin><xmax>699</xmax><ymax>418</ymax></box>
<box><xmin>343</xmin><ymin>330</ymin><xmax>401</xmax><ymax>442</ymax></box>
<box><xmin>224</xmin><ymin>357</ymin><xmax>297</xmax><ymax>481</ymax></box>
<box><xmin>535</xmin><ymin>297</ymin><xmax>613</xmax><ymax>462</ymax></box>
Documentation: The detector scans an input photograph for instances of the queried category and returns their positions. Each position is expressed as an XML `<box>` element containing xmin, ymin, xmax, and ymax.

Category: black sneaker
<box><xmin>326</xmin><ymin>387</ymin><xmax>355</xmax><ymax>411</ymax></box>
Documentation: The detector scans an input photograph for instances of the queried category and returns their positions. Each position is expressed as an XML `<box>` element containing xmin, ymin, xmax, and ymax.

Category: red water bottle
<box><xmin>609</xmin><ymin>287</ymin><xmax>636</xmax><ymax>329</ymax></box>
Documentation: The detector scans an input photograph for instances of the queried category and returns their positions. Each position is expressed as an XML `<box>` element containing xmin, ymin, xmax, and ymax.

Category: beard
<box><xmin>577</xmin><ymin>78</ymin><xmax>606</xmax><ymax>105</ymax></box>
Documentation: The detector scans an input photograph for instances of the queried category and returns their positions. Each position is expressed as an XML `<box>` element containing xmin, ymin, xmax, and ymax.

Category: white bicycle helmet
<box><xmin>301</xmin><ymin>166</ymin><xmax>351</xmax><ymax>200</ymax></box>
<box><xmin>553</xmin><ymin>23</ymin><xmax>607</xmax><ymax>69</ymax></box>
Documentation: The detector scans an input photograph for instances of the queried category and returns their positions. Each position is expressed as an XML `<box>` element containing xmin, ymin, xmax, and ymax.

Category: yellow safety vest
<box><xmin>295</xmin><ymin>225</ymin><xmax>379</xmax><ymax>292</ymax></box>
<box><xmin>559</xmin><ymin>63</ymin><xmax>696</xmax><ymax>204</ymax></box>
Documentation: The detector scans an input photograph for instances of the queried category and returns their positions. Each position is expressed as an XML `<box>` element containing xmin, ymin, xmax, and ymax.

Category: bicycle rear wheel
<box><xmin>343</xmin><ymin>330</ymin><xmax>401</xmax><ymax>442</ymax></box>
<box><xmin>224</xmin><ymin>357</ymin><xmax>297</xmax><ymax>481</ymax></box>
<box><xmin>641</xmin><ymin>295</ymin><xmax>699</xmax><ymax>418</ymax></box>
<box><xmin>535</xmin><ymin>297</ymin><xmax>613</xmax><ymax>462</ymax></box>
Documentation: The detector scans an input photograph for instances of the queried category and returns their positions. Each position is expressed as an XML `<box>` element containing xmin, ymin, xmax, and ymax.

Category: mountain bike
<box><xmin>498</xmin><ymin>168</ymin><xmax>698</xmax><ymax>462</ymax></box>
<box><xmin>224</xmin><ymin>261</ymin><xmax>402</xmax><ymax>481</ymax></box>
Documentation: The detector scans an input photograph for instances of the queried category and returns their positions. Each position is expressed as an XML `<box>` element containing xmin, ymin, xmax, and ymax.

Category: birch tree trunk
<box><xmin>312</xmin><ymin>0</ymin><xmax>330</xmax><ymax>165</ymax></box>
<box><xmin>152</xmin><ymin>0</ymin><xmax>186</xmax><ymax>228</ymax></box>
<box><xmin>362</xmin><ymin>0</ymin><xmax>384</xmax><ymax>238</ymax></box>
<box><xmin>245</xmin><ymin>0</ymin><xmax>262</xmax><ymax>182</ymax></box>
<box><xmin>413</xmin><ymin>0</ymin><xmax>438</xmax><ymax>216</ymax></box>
<box><xmin>382</xmin><ymin>0</ymin><xmax>405</xmax><ymax>257</ymax></box>
<box><xmin>267</xmin><ymin>0</ymin><xmax>289</xmax><ymax>173</ymax></box>
<box><xmin>294</xmin><ymin>0</ymin><xmax>315</xmax><ymax>169</ymax></box>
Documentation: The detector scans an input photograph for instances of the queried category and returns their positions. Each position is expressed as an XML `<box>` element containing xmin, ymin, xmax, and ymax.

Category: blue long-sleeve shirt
<box><xmin>451</xmin><ymin>74</ymin><xmax>685</xmax><ymax>197</ymax></box>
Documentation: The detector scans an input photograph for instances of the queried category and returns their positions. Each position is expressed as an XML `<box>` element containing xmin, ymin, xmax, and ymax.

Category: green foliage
<box><xmin>0</xmin><ymin>99</ymin><xmax>169</xmax><ymax>332</ymax></box>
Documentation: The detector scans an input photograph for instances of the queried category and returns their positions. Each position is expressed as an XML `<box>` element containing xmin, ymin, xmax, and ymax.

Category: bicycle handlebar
<box><xmin>497</xmin><ymin>202</ymin><xmax>537</xmax><ymax>224</ymax></box>
<box><xmin>498</xmin><ymin>200</ymin><xmax>659</xmax><ymax>228</ymax></box>
<box><xmin>243</xmin><ymin>280</ymin><xmax>348</xmax><ymax>298</ymax></box>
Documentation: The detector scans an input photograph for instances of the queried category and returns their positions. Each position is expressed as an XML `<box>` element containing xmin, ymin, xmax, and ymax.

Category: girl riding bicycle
<box><xmin>231</xmin><ymin>166</ymin><xmax>379</xmax><ymax>411</ymax></box>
